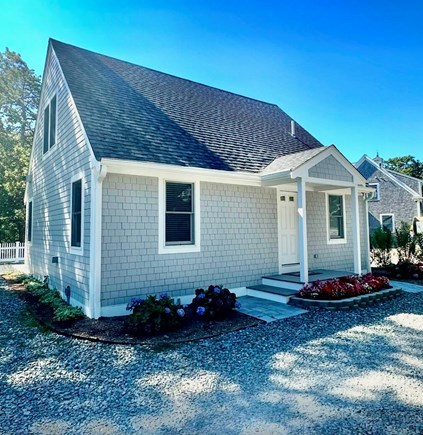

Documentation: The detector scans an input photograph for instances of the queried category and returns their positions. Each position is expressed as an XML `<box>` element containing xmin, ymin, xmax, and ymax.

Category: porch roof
<box><xmin>260</xmin><ymin>144</ymin><xmax>370</xmax><ymax>190</ymax></box>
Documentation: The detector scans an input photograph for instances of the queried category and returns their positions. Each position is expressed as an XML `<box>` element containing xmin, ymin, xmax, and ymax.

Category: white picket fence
<box><xmin>0</xmin><ymin>242</ymin><xmax>25</xmax><ymax>263</ymax></box>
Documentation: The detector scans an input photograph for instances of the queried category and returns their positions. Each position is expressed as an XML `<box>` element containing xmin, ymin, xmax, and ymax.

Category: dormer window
<box><xmin>43</xmin><ymin>95</ymin><xmax>57</xmax><ymax>153</ymax></box>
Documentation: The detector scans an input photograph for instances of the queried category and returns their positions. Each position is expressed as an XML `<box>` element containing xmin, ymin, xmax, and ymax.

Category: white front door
<box><xmin>278</xmin><ymin>191</ymin><xmax>299</xmax><ymax>273</ymax></box>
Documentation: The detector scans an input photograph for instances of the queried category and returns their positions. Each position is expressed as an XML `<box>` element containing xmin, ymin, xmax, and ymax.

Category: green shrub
<box><xmin>28</xmin><ymin>286</ymin><xmax>50</xmax><ymax>298</ymax></box>
<box><xmin>395</xmin><ymin>222</ymin><xmax>417</xmax><ymax>263</ymax></box>
<box><xmin>126</xmin><ymin>293</ymin><xmax>186</xmax><ymax>335</ymax></box>
<box><xmin>53</xmin><ymin>305</ymin><xmax>84</xmax><ymax>322</ymax></box>
<box><xmin>23</xmin><ymin>279</ymin><xmax>84</xmax><ymax>324</ymax></box>
<box><xmin>370</xmin><ymin>227</ymin><xmax>395</xmax><ymax>267</ymax></box>
<box><xmin>25</xmin><ymin>281</ymin><xmax>46</xmax><ymax>292</ymax></box>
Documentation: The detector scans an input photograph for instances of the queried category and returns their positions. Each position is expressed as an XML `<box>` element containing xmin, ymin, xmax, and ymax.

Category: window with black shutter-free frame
<box><xmin>43</xmin><ymin>95</ymin><xmax>57</xmax><ymax>154</ymax></box>
<box><xmin>71</xmin><ymin>179</ymin><xmax>82</xmax><ymax>247</ymax></box>
<box><xmin>43</xmin><ymin>105</ymin><xmax>49</xmax><ymax>153</ymax></box>
<box><xmin>328</xmin><ymin>194</ymin><xmax>344</xmax><ymax>239</ymax></box>
<box><xmin>27</xmin><ymin>201</ymin><xmax>33</xmax><ymax>242</ymax></box>
<box><xmin>165</xmin><ymin>182</ymin><xmax>194</xmax><ymax>245</ymax></box>
<box><xmin>49</xmin><ymin>95</ymin><xmax>56</xmax><ymax>148</ymax></box>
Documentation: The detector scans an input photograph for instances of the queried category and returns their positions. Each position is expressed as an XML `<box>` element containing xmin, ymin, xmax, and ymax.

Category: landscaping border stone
<box><xmin>289</xmin><ymin>287</ymin><xmax>403</xmax><ymax>310</ymax></box>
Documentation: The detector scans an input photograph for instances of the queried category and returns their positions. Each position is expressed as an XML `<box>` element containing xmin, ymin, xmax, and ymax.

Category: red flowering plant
<box><xmin>298</xmin><ymin>274</ymin><xmax>390</xmax><ymax>300</ymax></box>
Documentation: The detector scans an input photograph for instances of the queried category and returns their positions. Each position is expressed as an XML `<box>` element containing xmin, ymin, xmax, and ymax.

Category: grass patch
<box><xmin>3</xmin><ymin>272</ymin><xmax>30</xmax><ymax>284</ymax></box>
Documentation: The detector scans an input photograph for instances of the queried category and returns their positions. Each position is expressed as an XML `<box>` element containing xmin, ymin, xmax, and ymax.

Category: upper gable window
<box><xmin>43</xmin><ymin>95</ymin><xmax>57</xmax><ymax>154</ymax></box>
<box><xmin>368</xmin><ymin>183</ymin><xmax>380</xmax><ymax>201</ymax></box>
<box><xmin>327</xmin><ymin>194</ymin><xmax>346</xmax><ymax>243</ymax></box>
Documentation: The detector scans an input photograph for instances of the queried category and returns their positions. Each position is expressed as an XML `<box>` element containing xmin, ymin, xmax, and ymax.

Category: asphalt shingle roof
<box><xmin>261</xmin><ymin>147</ymin><xmax>327</xmax><ymax>175</ymax></box>
<box><xmin>51</xmin><ymin>39</ymin><xmax>324</xmax><ymax>173</ymax></box>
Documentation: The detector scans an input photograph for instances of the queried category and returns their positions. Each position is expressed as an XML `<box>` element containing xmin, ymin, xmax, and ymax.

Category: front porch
<box><xmin>260</xmin><ymin>145</ymin><xmax>373</xmax><ymax>283</ymax></box>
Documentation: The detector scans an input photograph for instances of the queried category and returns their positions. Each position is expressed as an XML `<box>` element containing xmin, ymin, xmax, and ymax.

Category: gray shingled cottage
<box><xmin>355</xmin><ymin>155</ymin><xmax>423</xmax><ymax>233</ymax></box>
<box><xmin>25</xmin><ymin>39</ymin><xmax>373</xmax><ymax>318</ymax></box>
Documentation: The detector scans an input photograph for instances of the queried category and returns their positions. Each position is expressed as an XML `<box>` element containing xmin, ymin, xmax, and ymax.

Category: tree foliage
<box><xmin>0</xmin><ymin>48</ymin><xmax>41</xmax><ymax>242</ymax></box>
<box><xmin>384</xmin><ymin>155</ymin><xmax>423</xmax><ymax>179</ymax></box>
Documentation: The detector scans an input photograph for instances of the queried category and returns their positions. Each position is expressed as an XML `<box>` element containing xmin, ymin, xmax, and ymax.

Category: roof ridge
<box><xmin>49</xmin><ymin>38</ymin><xmax>281</xmax><ymax>108</ymax></box>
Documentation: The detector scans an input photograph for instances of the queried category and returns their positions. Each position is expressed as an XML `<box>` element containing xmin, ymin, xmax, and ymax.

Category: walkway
<box><xmin>237</xmin><ymin>296</ymin><xmax>307</xmax><ymax>322</ymax></box>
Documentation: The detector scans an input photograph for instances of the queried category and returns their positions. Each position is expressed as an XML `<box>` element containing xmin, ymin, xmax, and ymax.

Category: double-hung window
<box><xmin>159</xmin><ymin>179</ymin><xmax>200</xmax><ymax>254</ymax></box>
<box><xmin>71</xmin><ymin>178</ymin><xmax>83</xmax><ymax>250</ymax></box>
<box><xmin>166</xmin><ymin>182</ymin><xmax>194</xmax><ymax>244</ymax></box>
<box><xmin>43</xmin><ymin>95</ymin><xmax>57</xmax><ymax>154</ymax></box>
<box><xmin>328</xmin><ymin>194</ymin><xmax>345</xmax><ymax>242</ymax></box>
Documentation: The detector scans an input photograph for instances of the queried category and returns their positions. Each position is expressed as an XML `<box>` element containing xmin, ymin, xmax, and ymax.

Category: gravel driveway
<box><xmin>1</xmin><ymin>278</ymin><xmax>422</xmax><ymax>435</ymax></box>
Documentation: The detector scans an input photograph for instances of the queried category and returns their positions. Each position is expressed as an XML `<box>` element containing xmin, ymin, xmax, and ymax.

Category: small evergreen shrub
<box><xmin>23</xmin><ymin>278</ymin><xmax>84</xmax><ymax>323</ymax></box>
<box><xmin>126</xmin><ymin>293</ymin><xmax>186</xmax><ymax>335</ymax></box>
<box><xmin>53</xmin><ymin>305</ymin><xmax>84</xmax><ymax>323</ymax></box>
<box><xmin>191</xmin><ymin>285</ymin><xmax>240</xmax><ymax>320</ymax></box>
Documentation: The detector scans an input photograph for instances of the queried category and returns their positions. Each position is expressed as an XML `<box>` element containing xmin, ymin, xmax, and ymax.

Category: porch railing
<box><xmin>0</xmin><ymin>242</ymin><xmax>25</xmax><ymax>263</ymax></box>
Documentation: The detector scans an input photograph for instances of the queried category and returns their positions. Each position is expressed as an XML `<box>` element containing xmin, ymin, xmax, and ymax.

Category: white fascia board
<box><xmin>260</xmin><ymin>170</ymin><xmax>292</xmax><ymax>186</ymax></box>
<box><xmin>101</xmin><ymin>158</ymin><xmax>262</xmax><ymax>186</ymax></box>
<box><xmin>291</xmin><ymin>145</ymin><xmax>367</xmax><ymax>185</ymax></box>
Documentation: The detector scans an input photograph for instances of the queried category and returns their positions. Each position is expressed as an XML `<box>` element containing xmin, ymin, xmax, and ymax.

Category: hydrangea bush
<box><xmin>191</xmin><ymin>285</ymin><xmax>239</xmax><ymax>320</ymax></box>
<box><xmin>298</xmin><ymin>274</ymin><xmax>390</xmax><ymax>300</ymax></box>
<box><xmin>126</xmin><ymin>293</ymin><xmax>186</xmax><ymax>335</ymax></box>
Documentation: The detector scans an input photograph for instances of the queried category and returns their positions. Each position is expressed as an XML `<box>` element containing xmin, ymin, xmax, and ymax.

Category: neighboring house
<box><xmin>25</xmin><ymin>39</ymin><xmax>372</xmax><ymax>318</ymax></box>
<box><xmin>355</xmin><ymin>155</ymin><xmax>423</xmax><ymax>233</ymax></box>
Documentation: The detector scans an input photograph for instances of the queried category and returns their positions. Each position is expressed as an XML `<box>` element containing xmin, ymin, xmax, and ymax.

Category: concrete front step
<box><xmin>246</xmin><ymin>284</ymin><xmax>298</xmax><ymax>304</ymax></box>
<box><xmin>262</xmin><ymin>277</ymin><xmax>303</xmax><ymax>291</ymax></box>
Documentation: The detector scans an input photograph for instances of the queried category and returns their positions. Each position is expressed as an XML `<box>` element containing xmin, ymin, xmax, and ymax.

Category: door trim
<box><xmin>277</xmin><ymin>189</ymin><xmax>300</xmax><ymax>274</ymax></box>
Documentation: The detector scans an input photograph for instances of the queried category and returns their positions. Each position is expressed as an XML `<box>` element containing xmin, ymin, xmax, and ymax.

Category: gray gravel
<box><xmin>1</xmin><ymin>278</ymin><xmax>422</xmax><ymax>435</ymax></box>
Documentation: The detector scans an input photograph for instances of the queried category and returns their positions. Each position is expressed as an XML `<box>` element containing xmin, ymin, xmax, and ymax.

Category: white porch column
<box><xmin>297</xmin><ymin>178</ymin><xmax>308</xmax><ymax>283</ymax></box>
<box><xmin>364</xmin><ymin>194</ymin><xmax>372</xmax><ymax>272</ymax></box>
<box><xmin>351</xmin><ymin>186</ymin><xmax>362</xmax><ymax>274</ymax></box>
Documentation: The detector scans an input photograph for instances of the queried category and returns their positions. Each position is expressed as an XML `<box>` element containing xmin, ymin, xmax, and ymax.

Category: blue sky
<box><xmin>2</xmin><ymin>0</ymin><xmax>422</xmax><ymax>162</ymax></box>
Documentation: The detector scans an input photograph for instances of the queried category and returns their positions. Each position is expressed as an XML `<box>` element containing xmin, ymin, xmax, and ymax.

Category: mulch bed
<box><xmin>2</xmin><ymin>277</ymin><xmax>262</xmax><ymax>346</ymax></box>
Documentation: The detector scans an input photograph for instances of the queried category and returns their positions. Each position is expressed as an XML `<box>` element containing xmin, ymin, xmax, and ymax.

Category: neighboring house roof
<box><xmin>355</xmin><ymin>155</ymin><xmax>422</xmax><ymax>199</ymax></box>
<box><xmin>50</xmin><ymin>39</ymin><xmax>323</xmax><ymax>173</ymax></box>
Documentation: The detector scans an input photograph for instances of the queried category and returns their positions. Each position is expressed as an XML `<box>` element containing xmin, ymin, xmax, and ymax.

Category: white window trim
<box><xmin>326</xmin><ymin>193</ymin><xmax>347</xmax><ymax>245</ymax></box>
<box><xmin>380</xmin><ymin>213</ymin><xmax>395</xmax><ymax>233</ymax></box>
<box><xmin>42</xmin><ymin>94</ymin><xmax>58</xmax><ymax>157</ymax></box>
<box><xmin>158</xmin><ymin>177</ymin><xmax>200</xmax><ymax>254</ymax></box>
<box><xmin>368</xmin><ymin>182</ymin><xmax>380</xmax><ymax>201</ymax></box>
<box><xmin>27</xmin><ymin>198</ymin><xmax>33</xmax><ymax>245</ymax></box>
<box><xmin>70</xmin><ymin>173</ymin><xmax>85</xmax><ymax>256</ymax></box>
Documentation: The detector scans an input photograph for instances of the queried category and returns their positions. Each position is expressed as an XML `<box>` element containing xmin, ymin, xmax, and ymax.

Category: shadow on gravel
<box><xmin>1</xmin><ymin>279</ymin><xmax>422</xmax><ymax>434</ymax></box>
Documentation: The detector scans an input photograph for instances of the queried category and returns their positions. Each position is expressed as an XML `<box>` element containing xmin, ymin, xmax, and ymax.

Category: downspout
<box><xmin>89</xmin><ymin>163</ymin><xmax>107</xmax><ymax>319</ymax></box>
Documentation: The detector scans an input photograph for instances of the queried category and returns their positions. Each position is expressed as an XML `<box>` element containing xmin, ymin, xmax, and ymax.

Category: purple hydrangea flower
<box><xmin>159</xmin><ymin>292</ymin><xmax>168</xmax><ymax>299</ymax></box>
<box><xmin>198</xmin><ymin>292</ymin><xmax>206</xmax><ymax>299</ymax></box>
<box><xmin>164</xmin><ymin>307</ymin><xmax>171</xmax><ymax>314</ymax></box>
<box><xmin>214</xmin><ymin>287</ymin><xmax>221</xmax><ymax>294</ymax></box>
<box><xmin>126</xmin><ymin>297</ymin><xmax>144</xmax><ymax>311</ymax></box>
<box><xmin>235</xmin><ymin>301</ymin><xmax>241</xmax><ymax>309</ymax></box>
<box><xmin>196</xmin><ymin>306</ymin><xmax>206</xmax><ymax>316</ymax></box>
<box><xmin>177</xmin><ymin>308</ymin><xmax>185</xmax><ymax>317</ymax></box>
